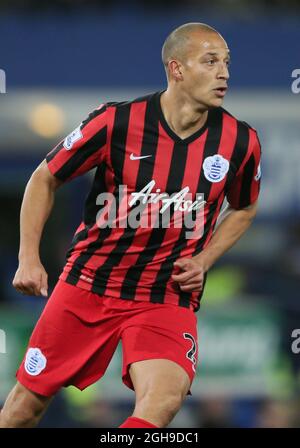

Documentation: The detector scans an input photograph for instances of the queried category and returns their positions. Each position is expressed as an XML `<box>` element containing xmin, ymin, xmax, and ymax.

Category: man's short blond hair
<box><xmin>161</xmin><ymin>22</ymin><xmax>220</xmax><ymax>79</ymax></box>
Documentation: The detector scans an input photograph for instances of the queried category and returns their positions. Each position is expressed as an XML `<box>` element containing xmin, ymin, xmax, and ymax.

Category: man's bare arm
<box><xmin>12</xmin><ymin>160</ymin><xmax>62</xmax><ymax>297</ymax></box>
<box><xmin>172</xmin><ymin>201</ymin><xmax>258</xmax><ymax>292</ymax></box>
<box><xmin>194</xmin><ymin>201</ymin><xmax>258</xmax><ymax>271</ymax></box>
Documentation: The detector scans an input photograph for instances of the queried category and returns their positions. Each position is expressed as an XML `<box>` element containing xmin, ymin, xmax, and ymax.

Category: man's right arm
<box><xmin>13</xmin><ymin>103</ymin><xmax>109</xmax><ymax>297</ymax></box>
<box><xmin>12</xmin><ymin>160</ymin><xmax>62</xmax><ymax>297</ymax></box>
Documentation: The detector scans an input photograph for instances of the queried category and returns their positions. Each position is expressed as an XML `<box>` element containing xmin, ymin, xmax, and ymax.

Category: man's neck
<box><xmin>160</xmin><ymin>88</ymin><xmax>209</xmax><ymax>140</ymax></box>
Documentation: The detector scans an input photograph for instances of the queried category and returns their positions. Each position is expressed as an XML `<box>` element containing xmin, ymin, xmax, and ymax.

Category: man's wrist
<box><xmin>18</xmin><ymin>251</ymin><xmax>40</xmax><ymax>264</ymax></box>
<box><xmin>193</xmin><ymin>251</ymin><xmax>214</xmax><ymax>273</ymax></box>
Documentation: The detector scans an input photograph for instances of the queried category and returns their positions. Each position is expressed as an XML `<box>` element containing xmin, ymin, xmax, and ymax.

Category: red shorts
<box><xmin>16</xmin><ymin>280</ymin><xmax>198</xmax><ymax>397</ymax></box>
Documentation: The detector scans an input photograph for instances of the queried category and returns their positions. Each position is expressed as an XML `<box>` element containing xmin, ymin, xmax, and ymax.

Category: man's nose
<box><xmin>217</xmin><ymin>63</ymin><xmax>230</xmax><ymax>80</ymax></box>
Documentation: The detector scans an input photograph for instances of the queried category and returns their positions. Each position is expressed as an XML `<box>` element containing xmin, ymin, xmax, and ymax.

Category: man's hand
<box><xmin>12</xmin><ymin>160</ymin><xmax>59</xmax><ymax>298</ymax></box>
<box><xmin>171</xmin><ymin>258</ymin><xmax>205</xmax><ymax>292</ymax></box>
<box><xmin>12</xmin><ymin>260</ymin><xmax>48</xmax><ymax>297</ymax></box>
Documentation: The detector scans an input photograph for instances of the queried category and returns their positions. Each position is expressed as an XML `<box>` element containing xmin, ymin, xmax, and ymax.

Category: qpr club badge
<box><xmin>25</xmin><ymin>347</ymin><xmax>47</xmax><ymax>376</ymax></box>
<box><xmin>203</xmin><ymin>154</ymin><xmax>229</xmax><ymax>183</ymax></box>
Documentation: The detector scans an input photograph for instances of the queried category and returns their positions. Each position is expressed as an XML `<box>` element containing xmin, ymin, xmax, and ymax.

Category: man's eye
<box><xmin>207</xmin><ymin>60</ymin><xmax>215</xmax><ymax>65</ymax></box>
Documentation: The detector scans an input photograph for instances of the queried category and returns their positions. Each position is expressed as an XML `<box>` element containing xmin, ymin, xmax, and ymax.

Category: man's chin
<box><xmin>194</xmin><ymin>96</ymin><xmax>225</xmax><ymax>110</ymax></box>
<box><xmin>208</xmin><ymin>97</ymin><xmax>225</xmax><ymax>108</ymax></box>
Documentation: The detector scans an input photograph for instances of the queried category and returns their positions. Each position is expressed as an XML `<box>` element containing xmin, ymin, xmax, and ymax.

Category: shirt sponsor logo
<box><xmin>95</xmin><ymin>180</ymin><xmax>206</xmax><ymax>239</ymax></box>
<box><xmin>129</xmin><ymin>180</ymin><xmax>205</xmax><ymax>213</ymax></box>
<box><xmin>63</xmin><ymin>126</ymin><xmax>83</xmax><ymax>150</ymax></box>
<box><xmin>25</xmin><ymin>348</ymin><xmax>47</xmax><ymax>376</ymax></box>
<box><xmin>203</xmin><ymin>154</ymin><xmax>229</xmax><ymax>183</ymax></box>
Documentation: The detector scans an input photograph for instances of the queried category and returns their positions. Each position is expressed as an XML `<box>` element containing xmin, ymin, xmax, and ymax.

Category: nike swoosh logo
<box><xmin>130</xmin><ymin>153</ymin><xmax>152</xmax><ymax>160</ymax></box>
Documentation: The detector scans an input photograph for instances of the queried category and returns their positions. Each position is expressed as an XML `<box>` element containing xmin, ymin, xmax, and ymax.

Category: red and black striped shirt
<box><xmin>46</xmin><ymin>91</ymin><xmax>261</xmax><ymax>312</ymax></box>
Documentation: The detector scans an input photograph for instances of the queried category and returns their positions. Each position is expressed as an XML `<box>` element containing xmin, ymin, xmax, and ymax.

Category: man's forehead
<box><xmin>188</xmin><ymin>32</ymin><xmax>229</xmax><ymax>54</ymax></box>
<box><xmin>202</xmin><ymin>46</ymin><xmax>230</xmax><ymax>55</ymax></box>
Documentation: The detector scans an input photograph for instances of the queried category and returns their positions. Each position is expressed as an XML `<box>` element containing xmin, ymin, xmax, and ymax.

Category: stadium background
<box><xmin>0</xmin><ymin>0</ymin><xmax>300</xmax><ymax>428</ymax></box>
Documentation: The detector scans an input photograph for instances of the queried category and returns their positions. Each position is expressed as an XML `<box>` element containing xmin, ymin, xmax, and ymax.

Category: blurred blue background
<box><xmin>1</xmin><ymin>0</ymin><xmax>300</xmax><ymax>428</ymax></box>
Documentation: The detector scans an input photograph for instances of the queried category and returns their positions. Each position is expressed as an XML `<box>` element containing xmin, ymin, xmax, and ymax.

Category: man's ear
<box><xmin>168</xmin><ymin>60</ymin><xmax>183</xmax><ymax>81</ymax></box>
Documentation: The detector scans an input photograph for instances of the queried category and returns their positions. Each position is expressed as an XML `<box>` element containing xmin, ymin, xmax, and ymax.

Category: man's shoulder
<box><xmin>220</xmin><ymin>107</ymin><xmax>258</xmax><ymax>134</ymax></box>
<box><xmin>105</xmin><ymin>91</ymin><xmax>157</xmax><ymax>110</ymax></box>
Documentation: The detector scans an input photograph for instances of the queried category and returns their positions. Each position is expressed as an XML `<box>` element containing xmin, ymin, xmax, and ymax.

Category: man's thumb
<box><xmin>174</xmin><ymin>259</ymin><xmax>188</xmax><ymax>269</ymax></box>
<box><xmin>41</xmin><ymin>287</ymin><xmax>48</xmax><ymax>297</ymax></box>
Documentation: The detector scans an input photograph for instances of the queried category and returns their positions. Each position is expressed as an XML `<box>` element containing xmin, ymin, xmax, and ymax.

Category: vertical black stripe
<box><xmin>193</xmin><ymin>272</ymin><xmax>208</xmax><ymax>312</ymax></box>
<box><xmin>188</xmin><ymin>120</ymin><xmax>251</xmax><ymax>308</ymax></box>
<box><xmin>224</xmin><ymin>121</ymin><xmax>250</xmax><ymax>196</ymax></box>
<box><xmin>149</xmin><ymin>108</ymin><xmax>224</xmax><ymax>309</ymax></box>
<box><xmin>65</xmin><ymin>104</ymin><xmax>131</xmax><ymax>285</ymax></box>
<box><xmin>83</xmin><ymin>163</ymin><xmax>110</xmax><ymax>226</ymax></box>
<box><xmin>192</xmin><ymin>198</ymin><xmax>222</xmax><ymax>259</ymax></box>
<box><xmin>239</xmin><ymin>154</ymin><xmax>255</xmax><ymax>207</ymax></box>
<box><xmin>120</xmin><ymin>140</ymin><xmax>190</xmax><ymax>303</ymax></box>
<box><xmin>65</xmin><ymin>163</ymin><xmax>109</xmax><ymax>261</ymax></box>
<box><xmin>91</xmin><ymin>97</ymin><xmax>159</xmax><ymax>295</ymax></box>
<box><xmin>194</xmin><ymin>118</ymin><xmax>250</xmax><ymax>258</ymax></box>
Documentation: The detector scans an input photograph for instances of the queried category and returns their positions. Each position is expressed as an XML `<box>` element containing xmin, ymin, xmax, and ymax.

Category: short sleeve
<box><xmin>46</xmin><ymin>103</ymin><xmax>107</xmax><ymax>182</ymax></box>
<box><xmin>226</xmin><ymin>128</ymin><xmax>262</xmax><ymax>209</ymax></box>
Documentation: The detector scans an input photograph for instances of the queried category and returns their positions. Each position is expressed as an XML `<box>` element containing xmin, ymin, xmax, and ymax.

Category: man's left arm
<box><xmin>172</xmin><ymin>127</ymin><xmax>262</xmax><ymax>292</ymax></box>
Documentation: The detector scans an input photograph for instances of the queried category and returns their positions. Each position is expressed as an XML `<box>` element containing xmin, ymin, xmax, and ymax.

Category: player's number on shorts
<box><xmin>183</xmin><ymin>332</ymin><xmax>197</xmax><ymax>371</ymax></box>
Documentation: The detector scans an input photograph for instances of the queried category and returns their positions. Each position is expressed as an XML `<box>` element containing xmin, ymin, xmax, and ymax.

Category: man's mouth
<box><xmin>213</xmin><ymin>87</ymin><xmax>228</xmax><ymax>97</ymax></box>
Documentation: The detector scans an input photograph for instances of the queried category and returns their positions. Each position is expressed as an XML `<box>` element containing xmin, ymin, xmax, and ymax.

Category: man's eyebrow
<box><xmin>202</xmin><ymin>51</ymin><xmax>231</xmax><ymax>58</ymax></box>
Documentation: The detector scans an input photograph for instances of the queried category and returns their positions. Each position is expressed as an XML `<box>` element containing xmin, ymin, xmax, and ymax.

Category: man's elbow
<box><xmin>228</xmin><ymin>201</ymin><xmax>258</xmax><ymax>222</ymax></box>
<box><xmin>238</xmin><ymin>201</ymin><xmax>258</xmax><ymax>221</ymax></box>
